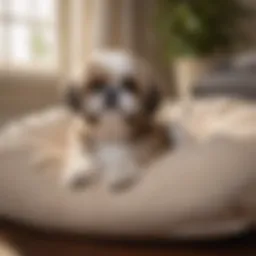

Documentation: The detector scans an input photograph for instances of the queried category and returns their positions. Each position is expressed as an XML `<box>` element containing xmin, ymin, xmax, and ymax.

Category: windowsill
<box><xmin>0</xmin><ymin>65</ymin><xmax>61</xmax><ymax>83</ymax></box>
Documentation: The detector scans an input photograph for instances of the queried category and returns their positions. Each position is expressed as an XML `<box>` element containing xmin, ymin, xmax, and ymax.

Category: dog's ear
<box><xmin>144</xmin><ymin>84</ymin><xmax>162</xmax><ymax>115</ymax></box>
<box><xmin>63</xmin><ymin>82</ymin><xmax>82</xmax><ymax>112</ymax></box>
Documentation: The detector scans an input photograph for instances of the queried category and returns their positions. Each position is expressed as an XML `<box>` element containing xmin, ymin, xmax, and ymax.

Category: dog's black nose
<box><xmin>105</xmin><ymin>88</ymin><xmax>117</xmax><ymax>108</ymax></box>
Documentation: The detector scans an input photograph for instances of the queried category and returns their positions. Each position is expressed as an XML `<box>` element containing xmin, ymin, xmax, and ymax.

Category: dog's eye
<box><xmin>122</xmin><ymin>77</ymin><xmax>138</xmax><ymax>93</ymax></box>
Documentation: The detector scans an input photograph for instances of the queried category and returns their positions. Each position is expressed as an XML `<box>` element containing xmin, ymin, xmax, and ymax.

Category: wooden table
<box><xmin>1</xmin><ymin>221</ymin><xmax>255</xmax><ymax>256</ymax></box>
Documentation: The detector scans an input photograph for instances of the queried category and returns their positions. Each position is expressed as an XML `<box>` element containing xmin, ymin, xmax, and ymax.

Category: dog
<box><xmin>62</xmin><ymin>50</ymin><xmax>170</xmax><ymax>190</ymax></box>
<box><xmin>0</xmin><ymin>238</ymin><xmax>21</xmax><ymax>256</ymax></box>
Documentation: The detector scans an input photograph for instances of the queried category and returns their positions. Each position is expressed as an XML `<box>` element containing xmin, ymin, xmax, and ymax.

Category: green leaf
<box><xmin>157</xmin><ymin>0</ymin><xmax>254</xmax><ymax>58</ymax></box>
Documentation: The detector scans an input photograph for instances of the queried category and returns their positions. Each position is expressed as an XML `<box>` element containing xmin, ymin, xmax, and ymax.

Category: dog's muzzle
<box><xmin>105</xmin><ymin>88</ymin><xmax>118</xmax><ymax>109</ymax></box>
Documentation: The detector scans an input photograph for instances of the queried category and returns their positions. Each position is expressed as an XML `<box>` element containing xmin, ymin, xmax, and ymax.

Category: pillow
<box><xmin>0</xmin><ymin>108</ymin><xmax>255</xmax><ymax>239</ymax></box>
<box><xmin>193</xmin><ymin>55</ymin><xmax>256</xmax><ymax>100</ymax></box>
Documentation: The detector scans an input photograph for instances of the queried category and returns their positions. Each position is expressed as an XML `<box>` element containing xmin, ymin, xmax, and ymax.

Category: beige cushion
<box><xmin>0</xmin><ymin>108</ymin><xmax>255</xmax><ymax>239</ymax></box>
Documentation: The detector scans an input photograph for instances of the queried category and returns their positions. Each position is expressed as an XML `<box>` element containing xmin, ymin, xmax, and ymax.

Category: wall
<box><xmin>0</xmin><ymin>75</ymin><xmax>59</xmax><ymax>123</ymax></box>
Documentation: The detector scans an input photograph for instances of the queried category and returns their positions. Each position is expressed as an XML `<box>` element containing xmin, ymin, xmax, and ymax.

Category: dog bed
<box><xmin>0</xmin><ymin>106</ymin><xmax>255</xmax><ymax>240</ymax></box>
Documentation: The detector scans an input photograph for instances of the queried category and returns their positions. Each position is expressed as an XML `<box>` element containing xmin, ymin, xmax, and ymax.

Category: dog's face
<box><xmin>65</xmin><ymin>50</ymin><xmax>162</xmax><ymax>139</ymax></box>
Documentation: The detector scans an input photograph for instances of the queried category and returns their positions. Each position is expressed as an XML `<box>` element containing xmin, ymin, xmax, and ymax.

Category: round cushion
<box><xmin>0</xmin><ymin>108</ymin><xmax>255</xmax><ymax>239</ymax></box>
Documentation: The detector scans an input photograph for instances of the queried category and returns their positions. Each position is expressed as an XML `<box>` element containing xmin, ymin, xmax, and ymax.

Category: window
<box><xmin>0</xmin><ymin>0</ymin><xmax>58</xmax><ymax>71</ymax></box>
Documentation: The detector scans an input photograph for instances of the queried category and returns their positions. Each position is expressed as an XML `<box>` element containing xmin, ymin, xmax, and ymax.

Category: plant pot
<box><xmin>173</xmin><ymin>57</ymin><xmax>215</xmax><ymax>99</ymax></box>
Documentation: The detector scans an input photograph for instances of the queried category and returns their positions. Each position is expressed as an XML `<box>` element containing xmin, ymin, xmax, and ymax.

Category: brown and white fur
<box><xmin>62</xmin><ymin>50</ymin><xmax>170</xmax><ymax>190</ymax></box>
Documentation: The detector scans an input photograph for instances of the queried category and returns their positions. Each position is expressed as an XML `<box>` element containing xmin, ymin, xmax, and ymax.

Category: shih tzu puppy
<box><xmin>62</xmin><ymin>50</ymin><xmax>170</xmax><ymax>190</ymax></box>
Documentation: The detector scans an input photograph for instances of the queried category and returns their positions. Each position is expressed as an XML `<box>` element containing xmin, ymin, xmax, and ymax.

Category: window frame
<box><xmin>0</xmin><ymin>0</ymin><xmax>68</xmax><ymax>78</ymax></box>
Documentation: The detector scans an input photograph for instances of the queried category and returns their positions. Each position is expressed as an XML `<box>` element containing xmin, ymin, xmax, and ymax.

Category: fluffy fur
<box><xmin>62</xmin><ymin>50</ymin><xmax>170</xmax><ymax>190</ymax></box>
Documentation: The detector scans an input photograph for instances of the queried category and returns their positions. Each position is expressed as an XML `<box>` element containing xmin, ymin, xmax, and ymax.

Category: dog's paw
<box><xmin>109</xmin><ymin>174</ymin><xmax>139</xmax><ymax>192</ymax></box>
<box><xmin>106</xmin><ymin>164</ymin><xmax>141</xmax><ymax>192</ymax></box>
<box><xmin>62</xmin><ymin>158</ymin><xmax>100</xmax><ymax>189</ymax></box>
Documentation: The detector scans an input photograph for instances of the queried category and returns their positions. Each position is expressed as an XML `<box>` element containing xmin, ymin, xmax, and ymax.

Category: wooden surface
<box><xmin>1</xmin><ymin>221</ymin><xmax>256</xmax><ymax>256</ymax></box>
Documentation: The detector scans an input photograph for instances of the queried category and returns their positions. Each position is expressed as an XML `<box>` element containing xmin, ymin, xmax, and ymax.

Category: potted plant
<box><xmin>158</xmin><ymin>0</ymin><xmax>253</xmax><ymax>98</ymax></box>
